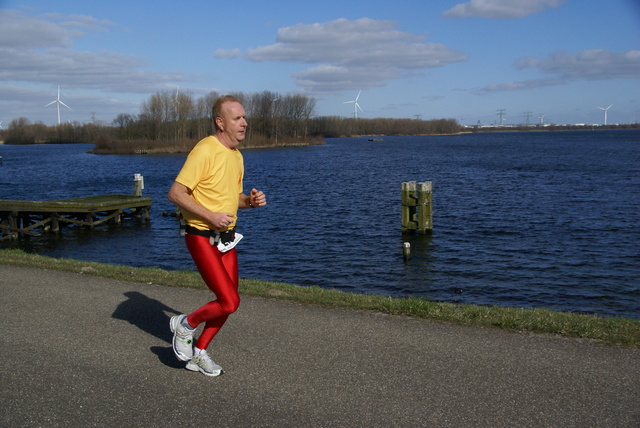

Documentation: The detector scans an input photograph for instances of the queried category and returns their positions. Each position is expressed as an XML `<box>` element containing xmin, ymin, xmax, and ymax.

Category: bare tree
<box><xmin>195</xmin><ymin>91</ymin><xmax>219</xmax><ymax>138</ymax></box>
<box><xmin>174</xmin><ymin>90</ymin><xmax>194</xmax><ymax>141</ymax></box>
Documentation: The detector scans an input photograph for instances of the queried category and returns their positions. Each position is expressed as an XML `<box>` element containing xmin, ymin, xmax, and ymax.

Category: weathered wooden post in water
<box><xmin>403</xmin><ymin>242</ymin><xmax>411</xmax><ymax>261</ymax></box>
<box><xmin>401</xmin><ymin>181</ymin><xmax>432</xmax><ymax>260</ymax></box>
<box><xmin>132</xmin><ymin>173</ymin><xmax>150</xmax><ymax>221</ymax></box>
<box><xmin>402</xmin><ymin>181</ymin><xmax>433</xmax><ymax>234</ymax></box>
<box><xmin>133</xmin><ymin>173</ymin><xmax>144</xmax><ymax>197</ymax></box>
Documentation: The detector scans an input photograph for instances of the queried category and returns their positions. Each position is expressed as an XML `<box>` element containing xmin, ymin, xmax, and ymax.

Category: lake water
<box><xmin>1</xmin><ymin>130</ymin><xmax>639</xmax><ymax>319</ymax></box>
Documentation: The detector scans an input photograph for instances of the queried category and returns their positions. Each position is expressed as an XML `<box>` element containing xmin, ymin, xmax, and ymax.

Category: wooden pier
<box><xmin>0</xmin><ymin>194</ymin><xmax>151</xmax><ymax>241</ymax></box>
<box><xmin>401</xmin><ymin>181</ymin><xmax>433</xmax><ymax>234</ymax></box>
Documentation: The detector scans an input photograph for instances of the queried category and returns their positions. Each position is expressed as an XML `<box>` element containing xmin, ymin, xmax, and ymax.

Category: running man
<box><xmin>167</xmin><ymin>95</ymin><xmax>266</xmax><ymax>376</ymax></box>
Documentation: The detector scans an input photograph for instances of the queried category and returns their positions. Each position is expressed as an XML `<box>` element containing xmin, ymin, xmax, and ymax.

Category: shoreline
<box><xmin>87</xmin><ymin>126</ymin><xmax>640</xmax><ymax>154</ymax></box>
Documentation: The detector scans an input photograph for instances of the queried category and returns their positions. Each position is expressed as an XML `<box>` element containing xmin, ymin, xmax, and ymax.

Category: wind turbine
<box><xmin>174</xmin><ymin>85</ymin><xmax>180</xmax><ymax>115</ymax></box>
<box><xmin>597</xmin><ymin>104</ymin><xmax>613</xmax><ymax>125</ymax></box>
<box><xmin>344</xmin><ymin>90</ymin><xmax>363</xmax><ymax>119</ymax></box>
<box><xmin>45</xmin><ymin>85</ymin><xmax>72</xmax><ymax>125</ymax></box>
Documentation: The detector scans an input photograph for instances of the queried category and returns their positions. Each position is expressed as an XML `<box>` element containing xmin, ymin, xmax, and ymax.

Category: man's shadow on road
<box><xmin>111</xmin><ymin>291</ymin><xmax>185</xmax><ymax>369</ymax></box>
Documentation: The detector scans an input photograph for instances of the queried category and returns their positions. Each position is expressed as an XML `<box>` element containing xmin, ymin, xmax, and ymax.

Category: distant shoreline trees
<box><xmin>2</xmin><ymin>89</ymin><xmax>466</xmax><ymax>150</ymax></box>
<box><xmin>3</xmin><ymin>89</ymin><xmax>638</xmax><ymax>151</ymax></box>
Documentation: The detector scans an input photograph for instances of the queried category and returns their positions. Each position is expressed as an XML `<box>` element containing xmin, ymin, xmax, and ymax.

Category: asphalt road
<box><xmin>1</xmin><ymin>265</ymin><xmax>638</xmax><ymax>427</ymax></box>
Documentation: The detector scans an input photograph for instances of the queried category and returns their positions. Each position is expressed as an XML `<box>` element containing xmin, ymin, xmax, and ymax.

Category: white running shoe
<box><xmin>215</xmin><ymin>232</ymin><xmax>243</xmax><ymax>253</ymax></box>
<box><xmin>169</xmin><ymin>315</ymin><xmax>194</xmax><ymax>362</ymax></box>
<box><xmin>186</xmin><ymin>348</ymin><xmax>224</xmax><ymax>377</ymax></box>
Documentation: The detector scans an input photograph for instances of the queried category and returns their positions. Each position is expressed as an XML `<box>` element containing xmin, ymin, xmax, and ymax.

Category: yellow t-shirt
<box><xmin>175</xmin><ymin>135</ymin><xmax>244</xmax><ymax>230</ymax></box>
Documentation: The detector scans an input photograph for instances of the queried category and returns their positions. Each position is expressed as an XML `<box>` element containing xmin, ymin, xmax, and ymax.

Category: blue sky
<box><xmin>1</xmin><ymin>0</ymin><xmax>639</xmax><ymax>127</ymax></box>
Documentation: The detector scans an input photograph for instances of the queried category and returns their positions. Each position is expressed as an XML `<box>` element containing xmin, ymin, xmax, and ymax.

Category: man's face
<box><xmin>218</xmin><ymin>101</ymin><xmax>247</xmax><ymax>149</ymax></box>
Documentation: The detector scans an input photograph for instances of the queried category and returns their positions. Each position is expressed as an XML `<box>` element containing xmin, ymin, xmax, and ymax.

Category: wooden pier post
<box><xmin>51</xmin><ymin>214</ymin><xmax>59</xmax><ymax>233</ymax></box>
<box><xmin>401</xmin><ymin>181</ymin><xmax>417</xmax><ymax>231</ymax></box>
<box><xmin>133</xmin><ymin>173</ymin><xmax>144</xmax><ymax>197</ymax></box>
<box><xmin>401</xmin><ymin>181</ymin><xmax>432</xmax><ymax>234</ymax></box>
<box><xmin>403</xmin><ymin>242</ymin><xmax>411</xmax><ymax>260</ymax></box>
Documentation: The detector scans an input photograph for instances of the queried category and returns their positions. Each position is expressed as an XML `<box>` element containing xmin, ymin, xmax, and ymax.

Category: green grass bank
<box><xmin>1</xmin><ymin>249</ymin><xmax>638</xmax><ymax>347</ymax></box>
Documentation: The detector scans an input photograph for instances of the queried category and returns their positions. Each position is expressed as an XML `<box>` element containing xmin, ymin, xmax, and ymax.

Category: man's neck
<box><xmin>215</xmin><ymin>132</ymin><xmax>238</xmax><ymax>150</ymax></box>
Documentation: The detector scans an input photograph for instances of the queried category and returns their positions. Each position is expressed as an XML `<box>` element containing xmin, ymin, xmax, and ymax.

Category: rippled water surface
<box><xmin>1</xmin><ymin>130</ymin><xmax>638</xmax><ymax>318</ymax></box>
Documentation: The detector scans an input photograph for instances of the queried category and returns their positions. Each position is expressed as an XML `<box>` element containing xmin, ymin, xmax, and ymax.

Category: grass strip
<box><xmin>1</xmin><ymin>248</ymin><xmax>638</xmax><ymax>347</ymax></box>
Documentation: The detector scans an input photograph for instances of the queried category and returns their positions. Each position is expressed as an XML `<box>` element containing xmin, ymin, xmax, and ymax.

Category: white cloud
<box><xmin>443</xmin><ymin>0</ymin><xmax>565</xmax><ymax>19</ymax></box>
<box><xmin>41</xmin><ymin>12</ymin><xmax>115</xmax><ymax>31</ymax></box>
<box><xmin>214</xmin><ymin>48</ymin><xmax>242</xmax><ymax>59</ymax></box>
<box><xmin>516</xmin><ymin>49</ymin><xmax>640</xmax><ymax>80</ymax></box>
<box><xmin>473</xmin><ymin>77</ymin><xmax>565</xmax><ymax>94</ymax></box>
<box><xmin>474</xmin><ymin>49</ymin><xmax>640</xmax><ymax>94</ymax></box>
<box><xmin>242</xmin><ymin>18</ymin><xmax>467</xmax><ymax>94</ymax></box>
<box><xmin>293</xmin><ymin>64</ymin><xmax>402</xmax><ymax>93</ymax></box>
<box><xmin>0</xmin><ymin>10</ymin><xmax>187</xmax><ymax>94</ymax></box>
<box><xmin>0</xmin><ymin>10</ymin><xmax>72</xmax><ymax>48</ymax></box>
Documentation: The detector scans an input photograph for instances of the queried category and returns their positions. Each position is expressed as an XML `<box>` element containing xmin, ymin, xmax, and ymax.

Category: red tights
<box><xmin>184</xmin><ymin>234</ymin><xmax>240</xmax><ymax>350</ymax></box>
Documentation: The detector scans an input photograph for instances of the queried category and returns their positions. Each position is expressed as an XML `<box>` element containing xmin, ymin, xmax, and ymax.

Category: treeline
<box><xmin>1</xmin><ymin>117</ymin><xmax>112</xmax><ymax>146</ymax></box>
<box><xmin>1</xmin><ymin>90</ymin><xmax>461</xmax><ymax>151</ymax></box>
<box><xmin>109</xmin><ymin>90</ymin><xmax>319</xmax><ymax>150</ymax></box>
<box><xmin>309</xmin><ymin>116</ymin><xmax>461</xmax><ymax>138</ymax></box>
